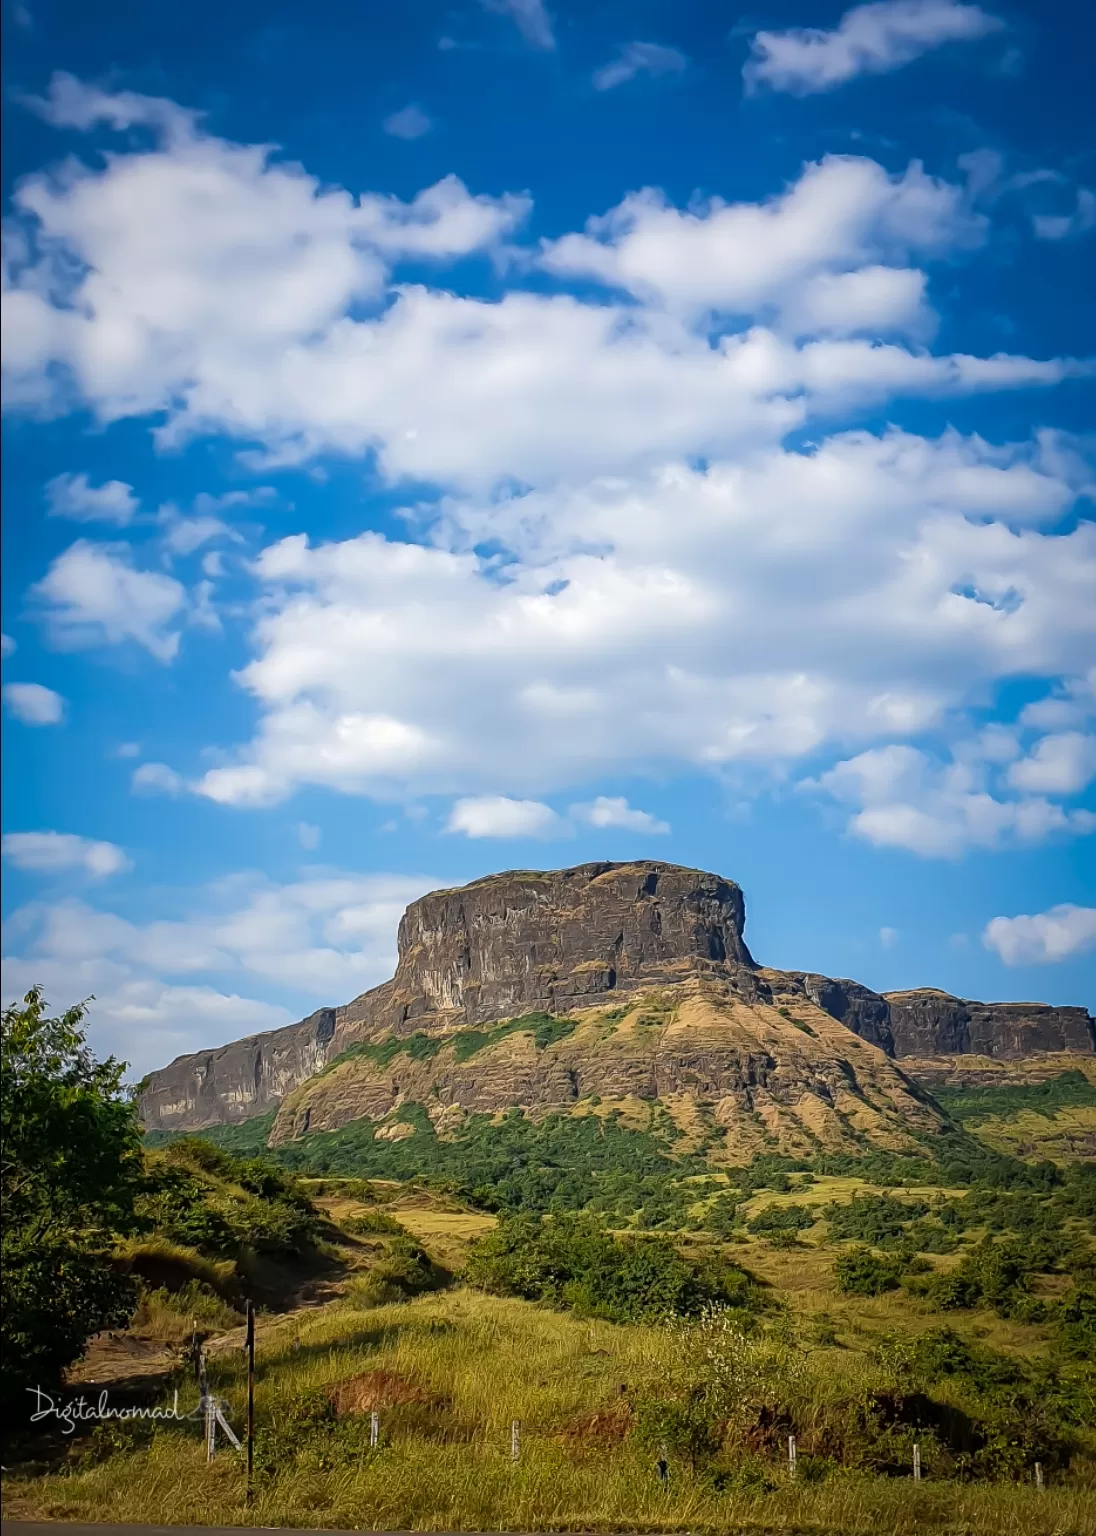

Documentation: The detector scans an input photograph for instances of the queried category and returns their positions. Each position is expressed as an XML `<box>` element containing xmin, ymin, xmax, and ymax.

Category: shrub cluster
<box><xmin>465</xmin><ymin>1215</ymin><xmax>766</xmax><ymax>1323</ymax></box>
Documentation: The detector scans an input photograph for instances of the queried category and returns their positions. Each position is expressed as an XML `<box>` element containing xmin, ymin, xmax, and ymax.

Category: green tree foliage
<box><xmin>465</xmin><ymin>1214</ymin><xmax>765</xmax><ymax>1323</ymax></box>
<box><xmin>137</xmin><ymin>1138</ymin><xmax>323</xmax><ymax>1262</ymax></box>
<box><xmin>1</xmin><ymin>988</ymin><xmax>143</xmax><ymax>1410</ymax></box>
<box><xmin>747</xmin><ymin>1201</ymin><xmax>815</xmax><ymax>1234</ymax></box>
<box><xmin>833</xmin><ymin>1246</ymin><xmax>902</xmax><ymax>1296</ymax></box>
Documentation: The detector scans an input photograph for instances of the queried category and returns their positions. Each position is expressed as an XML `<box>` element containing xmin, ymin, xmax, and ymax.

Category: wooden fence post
<box><xmin>245</xmin><ymin>1301</ymin><xmax>255</xmax><ymax>1500</ymax></box>
<box><xmin>1035</xmin><ymin>1462</ymin><xmax>1044</xmax><ymax>1491</ymax></box>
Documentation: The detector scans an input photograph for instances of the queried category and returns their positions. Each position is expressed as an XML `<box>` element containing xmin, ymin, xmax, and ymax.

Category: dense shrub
<box><xmin>466</xmin><ymin>1215</ymin><xmax>765</xmax><ymax>1323</ymax></box>
<box><xmin>345</xmin><ymin>1208</ymin><xmax>406</xmax><ymax>1236</ymax></box>
<box><xmin>345</xmin><ymin>1236</ymin><xmax>448</xmax><ymax>1306</ymax></box>
<box><xmin>747</xmin><ymin>1202</ymin><xmax>815</xmax><ymax>1234</ymax></box>
<box><xmin>833</xmin><ymin>1246</ymin><xmax>901</xmax><ymax>1296</ymax></box>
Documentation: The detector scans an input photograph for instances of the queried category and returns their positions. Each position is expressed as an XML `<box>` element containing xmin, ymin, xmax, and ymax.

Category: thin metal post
<box><xmin>913</xmin><ymin>1443</ymin><xmax>921</xmax><ymax>1481</ymax></box>
<box><xmin>198</xmin><ymin>1342</ymin><xmax>215</xmax><ymax>1463</ymax></box>
<box><xmin>370</xmin><ymin>1410</ymin><xmax>379</xmax><ymax>1449</ymax></box>
<box><xmin>1035</xmin><ymin>1462</ymin><xmax>1044</xmax><ymax>1491</ymax></box>
<box><xmin>511</xmin><ymin>1419</ymin><xmax>520</xmax><ymax>1462</ymax></box>
<box><xmin>245</xmin><ymin>1301</ymin><xmax>255</xmax><ymax>1499</ymax></box>
<box><xmin>788</xmin><ymin>1434</ymin><xmax>797</xmax><ymax>1478</ymax></box>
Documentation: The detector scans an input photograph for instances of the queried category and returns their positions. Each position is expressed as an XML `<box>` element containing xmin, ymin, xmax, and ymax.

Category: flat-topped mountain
<box><xmin>138</xmin><ymin>861</ymin><xmax>1094</xmax><ymax>1155</ymax></box>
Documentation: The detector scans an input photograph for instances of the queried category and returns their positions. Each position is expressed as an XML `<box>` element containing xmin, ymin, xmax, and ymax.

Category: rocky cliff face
<box><xmin>139</xmin><ymin>1007</ymin><xmax>336</xmax><ymax>1131</ymax></box>
<box><xmin>883</xmin><ymin>990</ymin><xmax>1096</xmax><ymax>1059</ymax></box>
<box><xmin>137</xmin><ymin>860</ymin><xmax>1094</xmax><ymax>1137</ymax></box>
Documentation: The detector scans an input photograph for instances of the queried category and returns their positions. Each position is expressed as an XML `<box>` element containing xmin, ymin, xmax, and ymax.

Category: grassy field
<box><xmin>6</xmin><ymin>1289</ymin><xmax>1093</xmax><ymax>1536</ymax></box>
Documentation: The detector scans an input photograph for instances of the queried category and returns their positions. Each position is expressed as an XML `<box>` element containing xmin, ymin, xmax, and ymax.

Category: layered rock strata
<box><xmin>137</xmin><ymin>860</ymin><xmax>1094</xmax><ymax>1136</ymax></box>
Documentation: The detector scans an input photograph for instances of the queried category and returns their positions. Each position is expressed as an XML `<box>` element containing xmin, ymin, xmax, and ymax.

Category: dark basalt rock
<box><xmin>136</xmin><ymin>860</ymin><xmax>1094</xmax><ymax>1134</ymax></box>
<box><xmin>883</xmin><ymin>989</ymin><xmax>1096</xmax><ymax>1059</ymax></box>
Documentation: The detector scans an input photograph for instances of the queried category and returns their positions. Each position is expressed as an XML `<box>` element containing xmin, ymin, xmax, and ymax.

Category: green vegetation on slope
<box><xmin>319</xmin><ymin>1011</ymin><xmax>580</xmax><ymax>1078</ymax></box>
<box><xmin>934</xmin><ymin>1070</ymin><xmax>1096</xmax><ymax>1123</ymax></box>
<box><xmin>465</xmin><ymin>1213</ymin><xmax>766</xmax><ymax>1323</ymax></box>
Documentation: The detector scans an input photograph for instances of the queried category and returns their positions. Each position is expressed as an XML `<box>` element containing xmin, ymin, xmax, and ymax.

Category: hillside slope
<box><xmin>138</xmin><ymin>861</ymin><xmax>1094</xmax><ymax>1150</ymax></box>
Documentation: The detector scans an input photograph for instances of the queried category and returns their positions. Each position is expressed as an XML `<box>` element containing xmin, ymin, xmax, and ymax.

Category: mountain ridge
<box><xmin>138</xmin><ymin>860</ymin><xmax>1095</xmax><ymax>1143</ymax></box>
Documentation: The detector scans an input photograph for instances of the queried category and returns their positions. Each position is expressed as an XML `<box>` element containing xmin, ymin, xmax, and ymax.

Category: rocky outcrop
<box><xmin>340</xmin><ymin>860</ymin><xmax>755</xmax><ymax>1037</ymax></box>
<box><xmin>775</xmin><ymin>972</ymin><xmax>895</xmax><ymax>1054</ymax></box>
<box><xmin>139</xmin><ymin>1007</ymin><xmax>336</xmax><ymax>1132</ymax></box>
<box><xmin>883</xmin><ymin>990</ymin><xmax>1096</xmax><ymax>1059</ymax></box>
<box><xmin>140</xmin><ymin>862</ymin><xmax>754</xmax><ymax>1132</ymax></box>
<box><xmin>137</xmin><ymin>860</ymin><xmax>1095</xmax><ymax>1136</ymax></box>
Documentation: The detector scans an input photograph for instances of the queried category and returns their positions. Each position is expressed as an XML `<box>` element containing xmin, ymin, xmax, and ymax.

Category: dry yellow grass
<box><xmin>6</xmin><ymin>1290</ymin><xmax>1092</xmax><ymax>1536</ymax></box>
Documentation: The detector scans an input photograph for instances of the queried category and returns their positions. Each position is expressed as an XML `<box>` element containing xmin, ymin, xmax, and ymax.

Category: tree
<box><xmin>1</xmin><ymin>988</ymin><xmax>144</xmax><ymax>1415</ymax></box>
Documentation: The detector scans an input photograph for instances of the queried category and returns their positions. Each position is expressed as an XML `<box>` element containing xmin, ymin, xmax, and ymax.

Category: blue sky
<box><xmin>2</xmin><ymin>0</ymin><xmax>1094</xmax><ymax>1076</ymax></box>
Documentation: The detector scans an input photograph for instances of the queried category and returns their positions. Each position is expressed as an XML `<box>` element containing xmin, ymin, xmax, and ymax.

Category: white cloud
<box><xmin>982</xmin><ymin>904</ymin><xmax>1096</xmax><ymax>965</ymax></box>
<box><xmin>0</xmin><ymin>870</ymin><xmax>438</xmax><ymax>1072</ymax></box>
<box><xmin>1032</xmin><ymin>187</ymin><xmax>1096</xmax><ymax>242</ymax></box>
<box><xmin>1007</xmin><ymin>732</ymin><xmax>1096</xmax><ymax>795</ymax></box>
<box><xmin>539</xmin><ymin>155</ymin><xmax>984</xmax><ymax>327</ymax></box>
<box><xmin>30</xmin><ymin>541</ymin><xmax>187</xmax><ymax>661</ymax></box>
<box><xmin>296</xmin><ymin>821</ymin><xmax>322</xmax><ymax>850</ymax></box>
<box><xmin>879</xmin><ymin>925</ymin><xmax>899</xmax><ymax>948</ymax></box>
<box><xmin>184</xmin><ymin>427</ymin><xmax>1096</xmax><ymax>808</ymax></box>
<box><xmin>446</xmin><ymin>795</ymin><xmax>563</xmax><ymax>838</ymax></box>
<box><xmin>46</xmin><ymin>471</ymin><xmax>139</xmax><ymax>525</ymax></box>
<box><xmin>5</xmin><ymin>93</ymin><xmax>1083</xmax><ymax>491</ymax></box>
<box><xmin>131</xmin><ymin>761</ymin><xmax>186</xmax><ymax>796</ymax></box>
<box><xmin>479</xmin><ymin>0</ymin><xmax>555</xmax><ymax>49</ymax></box>
<box><xmin>593</xmin><ymin>42</ymin><xmax>688</xmax><ymax>91</ymax></box>
<box><xmin>3</xmin><ymin>681</ymin><xmax>65</xmax><ymax>725</ymax></box>
<box><xmin>4</xmin><ymin>80</ymin><xmax>1095</xmax><ymax>842</ymax></box>
<box><xmin>3</xmin><ymin>75</ymin><xmax>528</xmax><ymax>427</ymax></box>
<box><xmin>745</xmin><ymin>1</ymin><xmax>1002</xmax><ymax>96</ymax></box>
<box><xmin>571</xmin><ymin>796</ymin><xmax>670</xmax><ymax>834</ymax></box>
<box><xmin>383</xmin><ymin>104</ymin><xmax>433</xmax><ymax>140</ymax></box>
<box><xmin>1</xmin><ymin>635</ymin><xmax>15</xmax><ymax>658</ymax></box>
<box><xmin>115</xmin><ymin>741</ymin><xmax>141</xmax><ymax>758</ymax></box>
<box><xmin>2</xmin><ymin>830</ymin><xmax>131</xmax><ymax>878</ymax></box>
<box><xmin>810</xmin><ymin>743</ymin><xmax>1096</xmax><ymax>856</ymax></box>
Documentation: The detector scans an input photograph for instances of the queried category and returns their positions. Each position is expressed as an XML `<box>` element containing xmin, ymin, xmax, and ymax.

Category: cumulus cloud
<box><xmin>4</xmin><ymin>80</ymin><xmax>1095</xmax><ymax>843</ymax></box>
<box><xmin>2</xmin><ymin>830</ymin><xmax>131</xmax><ymax>878</ymax></box>
<box><xmin>593</xmin><ymin>42</ymin><xmax>688</xmax><ymax>91</ymax></box>
<box><xmin>571</xmin><ymin>796</ymin><xmax>670</xmax><ymax>834</ymax></box>
<box><xmin>3</xmin><ymin>75</ymin><xmax>528</xmax><ymax>430</ymax></box>
<box><xmin>131</xmin><ymin>761</ymin><xmax>187</xmax><ymax>796</ymax></box>
<box><xmin>982</xmin><ymin>904</ymin><xmax>1096</xmax><ymax>965</ymax></box>
<box><xmin>539</xmin><ymin>155</ymin><xmax>985</xmax><ymax>327</ymax></box>
<box><xmin>383</xmin><ymin>104</ymin><xmax>433</xmax><ymax>140</ymax></box>
<box><xmin>5</xmin><ymin>90</ymin><xmax>1085</xmax><ymax>491</ymax></box>
<box><xmin>446</xmin><ymin>796</ymin><xmax>564</xmax><ymax>838</ymax></box>
<box><xmin>479</xmin><ymin>0</ymin><xmax>555</xmax><ymax>49</ymax></box>
<box><xmin>745</xmin><ymin>0</ymin><xmax>1002</xmax><ymax>96</ymax></box>
<box><xmin>46</xmin><ymin>472</ymin><xmax>139</xmax><ymax>525</ymax></box>
<box><xmin>0</xmin><ymin>870</ymin><xmax>438</xmax><ymax>1072</ymax></box>
<box><xmin>809</xmin><ymin>743</ymin><xmax>1096</xmax><ymax>856</ymax></box>
<box><xmin>183</xmin><ymin>427</ymin><xmax>1096</xmax><ymax>808</ymax></box>
<box><xmin>3</xmin><ymin>682</ymin><xmax>65</xmax><ymax>725</ymax></box>
<box><xmin>1007</xmin><ymin>732</ymin><xmax>1096</xmax><ymax>795</ymax></box>
<box><xmin>30</xmin><ymin>541</ymin><xmax>187</xmax><ymax>661</ymax></box>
